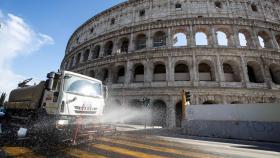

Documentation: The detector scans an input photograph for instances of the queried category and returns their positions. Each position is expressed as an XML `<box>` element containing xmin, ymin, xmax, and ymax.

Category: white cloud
<box><xmin>0</xmin><ymin>10</ymin><xmax>54</xmax><ymax>95</ymax></box>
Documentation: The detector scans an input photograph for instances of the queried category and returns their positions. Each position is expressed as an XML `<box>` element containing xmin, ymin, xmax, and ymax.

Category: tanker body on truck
<box><xmin>1</xmin><ymin>71</ymin><xmax>109</xmax><ymax>143</ymax></box>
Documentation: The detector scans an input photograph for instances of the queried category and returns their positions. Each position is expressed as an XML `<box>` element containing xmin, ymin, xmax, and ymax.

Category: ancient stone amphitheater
<box><xmin>61</xmin><ymin>0</ymin><xmax>280</xmax><ymax>127</ymax></box>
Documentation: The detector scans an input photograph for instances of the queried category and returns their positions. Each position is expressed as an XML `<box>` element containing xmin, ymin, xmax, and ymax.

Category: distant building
<box><xmin>61</xmin><ymin>0</ymin><xmax>280</xmax><ymax>128</ymax></box>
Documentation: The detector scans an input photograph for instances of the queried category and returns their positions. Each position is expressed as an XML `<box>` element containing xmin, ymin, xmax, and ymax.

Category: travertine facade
<box><xmin>61</xmin><ymin>0</ymin><xmax>280</xmax><ymax>127</ymax></box>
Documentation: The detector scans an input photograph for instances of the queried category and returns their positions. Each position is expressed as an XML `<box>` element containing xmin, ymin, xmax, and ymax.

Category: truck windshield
<box><xmin>64</xmin><ymin>75</ymin><xmax>102</xmax><ymax>97</ymax></box>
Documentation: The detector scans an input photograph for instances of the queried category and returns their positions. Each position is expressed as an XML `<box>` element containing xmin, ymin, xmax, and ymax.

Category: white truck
<box><xmin>1</xmin><ymin>71</ymin><xmax>111</xmax><ymax>144</ymax></box>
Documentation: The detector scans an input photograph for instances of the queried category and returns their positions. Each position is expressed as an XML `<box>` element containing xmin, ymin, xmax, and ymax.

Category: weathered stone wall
<box><xmin>61</xmin><ymin>0</ymin><xmax>280</xmax><ymax>128</ymax></box>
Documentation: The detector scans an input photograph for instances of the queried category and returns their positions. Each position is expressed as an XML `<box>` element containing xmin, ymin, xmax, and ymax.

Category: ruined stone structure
<box><xmin>61</xmin><ymin>0</ymin><xmax>280</xmax><ymax>128</ymax></box>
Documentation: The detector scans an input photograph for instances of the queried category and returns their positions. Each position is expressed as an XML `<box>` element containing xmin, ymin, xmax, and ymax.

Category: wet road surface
<box><xmin>1</xmin><ymin>127</ymin><xmax>280</xmax><ymax>158</ymax></box>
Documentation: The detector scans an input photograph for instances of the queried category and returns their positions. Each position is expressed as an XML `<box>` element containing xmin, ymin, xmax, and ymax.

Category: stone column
<box><xmin>188</xmin><ymin>25</ymin><xmax>195</xmax><ymax>47</ymax></box>
<box><xmin>270</xmin><ymin>30</ymin><xmax>280</xmax><ymax>50</ymax></box>
<box><xmin>217</xmin><ymin>55</ymin><xmax>224</xmax><ymax>83</ymax></box>
<box><xmin>147</xmin><ymin>29</ymin><xmax>153</xmax><ymax>48</ymax></box>
<box><xmin>210</xmin><ymin>26</ymin><xmax>218</xmax><ymax>48</ymax></box>
<box><xmin>252</xmin><ymin>28</ymin><xmax>262</xmax><ymax>49</ymax></box>
<box><xmin>112</xmin><ymin>38</ymin><xmax>119</xmax><ymax>55</ymax></box>
<box><xmin>166</xmin><ymin>96</ymin><xmax>176</xmax><ymax>128</ymax></box>
<box><xmin>240</xmin><ymin>56</ymin><xmax>249</xmax><ymax>87</ymax></box>
<box><xmin>125</xmin><ymin>61</ymin><xmax>132</xmax><ymax>84</ymax></box>
<box><xmin>167</xmin><ymin>28</ymin><xmax>172</xmax><ymax>48</ymax></box>
<box><xmin>88</xmin><ymin>45</ymin><xmax>93</xmax><ymax>60</ymax></box>
<box><xmin>192</xmin><ymin>53</ymin><xmax>199</xmax><ymax>87</ymax></box>
<box><xmin>145</xmin><ymin>59</ymin><xmax>153</xmax><ymax>83</ymax></box>
<box><xmin>99</xmin><ymin>44</ymin><xmax>105</xmax><ymax>57</ymax></box>
<box><xmin>233</xmin><ymin>26</ymin><xmax>240</xmax><ymax>48</ymax></box>
<box><xmin>129</xmin><ymin>33</ymin><xmax>134</xmax><ymax>52</ymax></box>
<box><xmin>168</xmin><ymin>56</ymin><xmax>174</xmax><ymax>82</ymax></box>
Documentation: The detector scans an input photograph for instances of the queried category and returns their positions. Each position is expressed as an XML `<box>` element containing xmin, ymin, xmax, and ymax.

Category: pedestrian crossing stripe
<box><xmin>65</xmin><ymin>148</ymin><xmax>106</xmax><ymax>158</ymax></box>
<box><xmin>2</xmin><ymin>147</ymin><xmax>45</xmax><ymax>158</ymax></box>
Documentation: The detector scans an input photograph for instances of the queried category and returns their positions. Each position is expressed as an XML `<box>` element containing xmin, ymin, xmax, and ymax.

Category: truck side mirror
<box><xmin>47</xmin><ymin>72</ymin><xmax>56</xmax><ymax>79</ymax></box>
<box><xmin>46</xmin><ymin>78</ymin><xmax>54</xmax><ymax>91</ymax></box>
<box><xmin>103</xmin><ymin>86</ymin><xmax>108</xmax><ymax>100</ymax></box>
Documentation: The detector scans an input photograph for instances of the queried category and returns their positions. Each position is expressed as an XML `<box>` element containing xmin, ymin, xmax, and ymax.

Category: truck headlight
<box><xmin>56</xmin><ymin>120</ymin><xmax>69</xmax><ymax>129</ymax></box>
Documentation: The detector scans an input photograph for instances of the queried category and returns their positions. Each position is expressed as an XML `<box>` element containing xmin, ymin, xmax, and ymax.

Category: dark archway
<box><xmin>269</xmin><ymin>64</ymin><xmax>280</xmax><ymax>85</ymax></box>
<box><xmin>134</xmin><ymin>64</ymin><xmax>144</xmax><ymax>82</ymax></box>
<box><xmin>151</xmin><ymin>100</ymin><xmax>167</xmax><ymax>127</ymax></box>
<box><xmin>83</xmin><ymin>49</ymin><xmax>90</xmax><ymax>62</ymax></box>
<box><xmin>175</xmin><ymin>63</ymin><xmax>190</xmax><ymax>81</ymax></box>
<box><xmin>153</xmin><ymin>63</ymin><xmax>166</xmax><ymax>81</ymax></box>
<box><xmin>247</xmin><ymin>61</ymin><xmax>264</xmax><ymax>83</ymax></box>
<box><xmin>104</xmin><ymin>41</ymin><xmax>114</xmax><ymax>56</ymax></box>
<box><xmin>119</xmin><ymin>37</ymin><xmax>129</xmax><ymax>53</ymax></box>
<box><xmin>135</xmin><ymin>34</ymin><xmax>146</xmax><ymax>50</ymax></box>
<box><xmin>153</xmin><ymin>31</ymin><xmax>166</xmax><ymax>47</ymax></box>
<box><xmin>175</xmin><ymin>101</ymin><xmax>182</xmax><ymax>128</ymax></box>
<box><xmin>199</xmin><ymin>63</ymin><xmax>215</xmax><ymax>81</ymax></box>
<box><xmin>116</xmin><ymin>66</ymin><xmax>125</xmax><ymax>83</ymax></box>
<box><xmin>92</xmin><ymin>45</ymin><xmax>100</xmax><ymax>59</ymax></box>
<box><xmin>203</xmin><ymin>101</ymin><xmax>218</xmax><ymax>105</ymax></box>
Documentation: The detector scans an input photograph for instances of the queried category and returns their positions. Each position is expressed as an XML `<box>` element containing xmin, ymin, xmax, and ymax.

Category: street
<box><xmin>0</xmin><ymin>125</ymin><xmax>280</xmax><ymax>158</ymax></box>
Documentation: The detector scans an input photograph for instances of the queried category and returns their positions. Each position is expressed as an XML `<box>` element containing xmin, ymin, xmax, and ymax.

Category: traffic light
<box><xmin>185</xmin><ymin>91</ymin><xmax>191</xmax><ymax>102</ymax></box>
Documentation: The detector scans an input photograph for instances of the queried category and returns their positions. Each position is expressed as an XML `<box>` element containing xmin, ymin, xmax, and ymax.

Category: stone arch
<box><xmin>118</xmin><ymin>37</ymin><xmax>129</xmax><ymax>53</ymax></box>
<box><xmin>88</xmin><ymin>70</ymin><xmax>95</xmax><ymax>78</ymax></box>
<box><xmin>173</xmin><ymin>32</ymin><xmax>187</xmax><ymax>47</ymax></box>
<box><xmin>153</xmin><ymin>62</ymin><xmax>166</xmax><ymax>81</ymax></box>
<box><xmin>99</xmin><ymin>68</ymin><xmax>109</xmax><ymax>84</ymax></box>
<box><xmin>222</xmin><ymin>61</ymin><xmax>241</xmax><ymax>82</ymax></box>
<box><xmin>153</xmin><ymin>31</ymin><xmax>166</xmax><ymax>47</ymax></box>
<box><xmin>251</xmin><ymin>3</ymin><xmax>258</xmax><ymax>12</ymax></box>
<box><xmin>104</xmin><ymin>41</ymin><xmax>114</xmax><ymax>56</ymax></box>
<box><xmin>92</xmin><ymin>45</ymin><xmax>101</xmax><ymax>59</ymax></box>
<box><xmin>216</xmin><ymin>28</ymin><xmax>232</xmax><ymax>46</ymax></box>
<box><xmin>195</xmin><ymin>28</ymin><xmax>209</xmax><ymax>46</ymax></box>
<box><xmin>203</xmin><ymin>100</ymin><xmax>218</xmax><ymax>105</ymax></box>
<box><xmin>247</xmin><ymin>61</ymin><xmax>265</xmax><ymax>83</ymax></box>
<box><xmin>258</xmin><ymin>31</ymin><xmax>273</xmax><ymax>48</ymax></box>
<box><xmin>151</xmin><ymin>100</ymin><xmax>167</xmax><ymax>127</ymax></box>
<box><xmin>174</xmin><ymin>62</ymin><xmax>190</xmax><ymax>81</ymax></box>
<box><xmin>238</xmin><ymin>29</ymin><xmax>252</xmax><ymax>47</ymax></box>
<box><xmin>175</xmin><ymin>3</ymin><xmax>182</xmax><ymax>10</ymax></box>
<box><xmin>135</xmin><ymin>33</ymin><xmax>147</xmax><ymax>50</ymax></box>
<box><xmin>114</xmin><ymin>66</ymin><xmax>125</xmax><ymax>83</ymax></box>
<box><xmin>83</xmin><ymin>49</ymin><xmax>90</xmax><ymax>62</ymax></box>
<box><xmin>133</xmin><ymin>64</ymin><xmax>144</xmax><ymax>82</ymax></box>
<box><xmin>269</xmin><ymin>63</ymin><xmax>280</xmax><ymax>85</ymax></box>
<box><xmin>198</xmin><ymin>61</ymin><xmax>215</xmax><ymax>81</ymax></box>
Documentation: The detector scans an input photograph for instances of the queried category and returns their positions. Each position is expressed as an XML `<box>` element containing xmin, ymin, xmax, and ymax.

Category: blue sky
<box><xmin>0</xmin><ymin>0</ymin><xmax>125</xmax><ymax>92</ymax></box>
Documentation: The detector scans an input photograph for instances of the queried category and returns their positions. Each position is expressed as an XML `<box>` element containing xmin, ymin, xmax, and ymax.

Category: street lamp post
<box><xmin>142</xmin><ymin>97</ymin><xmax>150</xmax><ymax>129</ymax></box>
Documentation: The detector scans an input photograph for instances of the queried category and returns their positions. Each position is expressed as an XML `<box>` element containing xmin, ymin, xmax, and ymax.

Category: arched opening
<box><xmin>238</xmin><ymin>29</ymin><xmax>252</xmax><ymax>47</ymax></box>
<box><xmin>195</xmin><ymin>32</ymin><xmax>208</xmax><ymax>45</ymax></box>
<box><xmin>75</xmin><ymin>53</ymin><xmax>81</xmax><ymax>65</ymax></box>
<box><xmin>83</xmin><ymin>49</ymin><xmax>90</xmax><ymax>62</ymax></box>
<box><xmin>247</xmin><ymin>61</ymin><xmax>264</xmax><ymax>83</ymax></box>
<box><xmin>116</xmin><ymin>66</ymin><xmax>125</xmax><ymax>83</ymax></box>
<box><xmin>175</xmin><ymin>3</ymin><xmax>182</xmax><ymax>10</ymax></box>
<box><xmin>269</xmin><ymin>64</ymin><xmax>280</xmax><ymax>85</ymax></box>
<box><xmin>175</xmin><ymin>101</ymin><xmax>182</xmax><ymax>127</ymax></box>
<box><xmin>173</xmin><ymin>33</ymin><xmax>187</xmax><ymax>47</ymax></box>
<box><xmin>127</xmin><ymin>99</ymin><xmax>144</xmax><ymax>125</ymax></box>
<box><xmin>92</xmin><ymin>45</ymin><xmax>100</xmax><ymax>59</ymax></box>
<box><xmin>258</xmin><ymin>31</ymin><xmax>272</xmax><ymax>49</ymax></box>
<box><xmin>104</xmin><ymin>41</ymin><xmax>114</xmax><ymax>56</ymax></box>
<box><xmin>223</xmin><ymin>63</ymin><xmax>241</xmax><ymax>82</ymax></box>
<box><xmin>217</xmin><ymin>31</ymin><xmax>228</xmax><ymax>46</ymax></box>
<box><xmin>203</xmin><ymin>101</ymin><xmax>218</xmax><ymax>105</ymax></box>
<box><xmin>215</xmin><ymin>1</ymin><xmax>222</xmax><ymax>9</ymax></box>
<box><xmin>100</xmin><ymin>68</ymin><xmax>109</xmax><ymax>84</ymax></box>
<box><xmin>134</xmin><ymin>64</ymin><xmax>144</xmax><ymax>82</ymax></box>
<box><xmin>175</xmin><ymin>63</ymin><xmax>190</xmax><ymax>81</ymax></box>
<box><xmin>135</xmin><ymin>34</ymin><xmax>146</xmax><ymax>50</ymax></box>
<box><xmin>153</xmin><ymin>63</ymin><xmax>166</xmax><ymax>81</ymax></box>
<box><xmin>151</xmin><ymin>100</ymin><xmax>167</xmax><ymax>127</ymax></box>
<box><xmin>119</xmin><ymin>37</ymin><xmax>129</xmax><ymax>53</ymax></box>
<box><xmin>251</xmin><ymin>3</ymin><xmax>258</xmax><ymax>12</ymax></box>
<box><xmin>89</xmin><ymin>70</ymin><xmax>95</xmax><ymax>78</ymax></box>
<box><xmin>239</xmin><ymin>33</ymin><xmax>247</xmax><ymax>47</ymax></box>
<box><xmin>199</xmin><ymin>63</ymin><xmax>215</xmax><ymax>81</ymax></box>
<box><xmin>153</xmin><ymin>31</ymin><xmax>166</xmax><ymax>47</ymax></box>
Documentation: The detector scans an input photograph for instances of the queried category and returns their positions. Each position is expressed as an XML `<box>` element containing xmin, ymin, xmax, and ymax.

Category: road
<box><xmin>0</xmin><ymin>125</ymin><xmax>280</xmax><ymax>158</ymax></box>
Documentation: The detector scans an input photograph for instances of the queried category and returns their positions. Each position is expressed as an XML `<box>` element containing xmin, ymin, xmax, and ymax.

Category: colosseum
<box><xmin>61</xmin><ymin>0</ymin><xmax>280</xmax><ymax>128</ymax></box>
